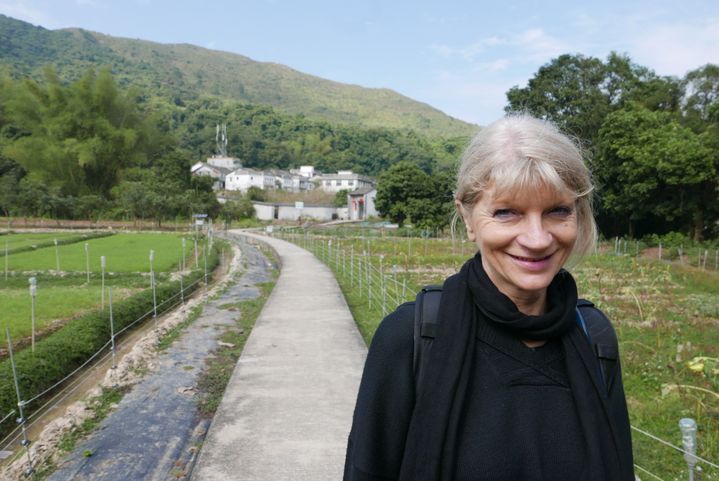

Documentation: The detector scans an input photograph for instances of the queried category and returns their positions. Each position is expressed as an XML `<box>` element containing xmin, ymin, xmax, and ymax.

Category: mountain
<box><xmin>0</xmin><ymin>15</ymin><xmax>475</xmax><ymax>138</ymax></box>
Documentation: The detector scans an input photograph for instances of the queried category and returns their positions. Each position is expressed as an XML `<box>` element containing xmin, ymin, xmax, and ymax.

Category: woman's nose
<box><xmin>517</xmin><ymin>216</ymin><xmax>553</xmax><ymax>249</ymax></box>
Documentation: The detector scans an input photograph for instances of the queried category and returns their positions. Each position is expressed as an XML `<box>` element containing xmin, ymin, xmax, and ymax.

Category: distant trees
<box><xmin>506</xmin><ymin>53</ymin><xmax>719</xmax><ymax>240</ymax></box>
<box><xmin>375</xmin><ymin>161</ymin><xmax>454</xmax><ymax>230</ymax></box>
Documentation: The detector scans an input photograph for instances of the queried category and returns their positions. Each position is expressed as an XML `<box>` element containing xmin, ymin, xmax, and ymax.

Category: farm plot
<box><xmin>282</xmin><ymin>229</ymin><xmax>719</xmax><ymax>481</ymax></box>
<box><xmin>0</xmin><ymin>232</ymin><xmax>87</xmax><ymax>252</ymax></box>
<box><xmin>4</xmin><ymin>232</ymin><xmax>194</xmax><ymax>273</ymax></box>
<box><xmin>0</xmin><ymin>232</ymin><xmax>196</xmax><ymax>348</ymax></box>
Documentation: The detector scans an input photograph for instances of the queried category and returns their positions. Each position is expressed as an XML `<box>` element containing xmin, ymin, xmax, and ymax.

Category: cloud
<box><xmin>631</xmin><ymin>18</ymin><xmax>719</xmax><ymax>76</ymax></box>
<box><xmin>429</xmin><ymin>27</ymin><xmax>566</xmax><ymax>68</ymax></box>
<box><xmin>512</xmin><ymin>28</ymin><xmax>568</xmax><ymax>62</ymax></box>
<box><xmin>0</xmin><ymin>1</ymin><xmax>57</xmax><ymax>27</ymax></box>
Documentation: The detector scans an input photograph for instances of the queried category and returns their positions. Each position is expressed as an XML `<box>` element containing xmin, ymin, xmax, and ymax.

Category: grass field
<box><xmin>3</xmin><ymin>233</ymin><xmax>195</xmax><ymax>273</ymax></box>
<box><xmin>283</xmin><ymin>229</ymin><xmax>719</xmax><ymax>481</ymax></box>
<box><xmin>0</xmin><ymin>232</ymin><xmax>86</xmax><ymax>252</ymax></box>
<box><xmin>0</xmin><ymin>231</ymin><xmax>205</xmax><ymax>350</ymax></box>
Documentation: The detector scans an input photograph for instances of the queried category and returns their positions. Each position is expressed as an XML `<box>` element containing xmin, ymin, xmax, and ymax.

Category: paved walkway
<box><xmin>191</xmin><ymin>231</ymin><xmax>368</xmax><ymax>481</ymax></box>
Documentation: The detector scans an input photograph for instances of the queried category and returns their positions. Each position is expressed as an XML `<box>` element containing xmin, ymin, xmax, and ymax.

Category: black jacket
<box><xmin>344</xmin><ymin>302</ymin><xmax>634</xmax><ymax>481</ymax></box>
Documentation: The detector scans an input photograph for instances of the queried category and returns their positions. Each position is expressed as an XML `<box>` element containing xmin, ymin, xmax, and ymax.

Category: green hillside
<box><xmin>0</xmin><ymin>14</ymin><xmax>475</xmax><ymax>138</ymax></box>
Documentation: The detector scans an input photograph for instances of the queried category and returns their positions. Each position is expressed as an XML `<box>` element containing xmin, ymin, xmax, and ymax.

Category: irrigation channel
<box><xmin>1</xmin><ymin>233</ymin><xmax>275</xmax><ymax>481</ymax></box>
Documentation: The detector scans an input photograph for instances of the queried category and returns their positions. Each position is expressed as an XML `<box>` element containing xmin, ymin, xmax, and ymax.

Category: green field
<box><xmin>0</xmin><ymin>231</ymin><xmax>202</xmax><ymax>349</ymax></box>
<box><xmin>3</xmin><ymin>232</ymin><xmax>195</xmax><ymax>273</ymax></box>
<box><xmin>282</xmin><ymin>229</ymin><xmax>719</xmax><ymax>481</ymax></box>
<box><xmin>0</xmin><ymin>232</ymin><xmax>85</xmax><ymax>252</ymax></box>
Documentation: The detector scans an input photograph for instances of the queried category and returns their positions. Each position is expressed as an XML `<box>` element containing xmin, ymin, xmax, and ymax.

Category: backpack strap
<box><xmin>413</xmin><ymin>285</ymin><xmax>443</xmax><ymax>391</ymax></box>
<box><xmin>413</xmin><ymin>288</ymin><xmax>620</xmax><ymax>395</ymax></box>
<box><xmin>576</xmin><ymin>299</ymin><xmax>620</xmax><ymax>393</ymax></box>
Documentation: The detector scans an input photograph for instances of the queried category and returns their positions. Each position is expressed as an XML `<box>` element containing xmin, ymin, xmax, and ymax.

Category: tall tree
<box><xmin>595</xmin><ymin>103</ymin><xmax>716</xmax><ymax>239</ymax></box>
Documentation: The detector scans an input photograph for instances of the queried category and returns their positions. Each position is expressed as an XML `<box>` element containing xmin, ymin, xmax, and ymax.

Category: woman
<box><xmin>343</xmin><ymin>114</ymin><xmax>634</xmax><ymax>481</ymax></box>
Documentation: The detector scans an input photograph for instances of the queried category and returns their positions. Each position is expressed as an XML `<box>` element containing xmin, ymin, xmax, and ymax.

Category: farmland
<box><xmin>1</xmin><ymin>232</ymin><xmax>196</xmax><ymax>348</ymax></box>
<box><xmin>280</xmin><ymin>227</ymin><xmax>719</xmax><ymax>481</ymax></box>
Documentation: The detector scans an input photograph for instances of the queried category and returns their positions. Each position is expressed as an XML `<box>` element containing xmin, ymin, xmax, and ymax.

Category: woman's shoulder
<box><xmin>369</xmin><ymin>302</ymin><xmax>415</xmax><ymax>357</ymax></box>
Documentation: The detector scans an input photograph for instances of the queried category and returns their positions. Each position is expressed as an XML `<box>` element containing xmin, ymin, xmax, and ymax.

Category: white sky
<box><xmin>1</xmin><ymin>0</ymin><xmax>718</xmax><ymax>125</ymax></box>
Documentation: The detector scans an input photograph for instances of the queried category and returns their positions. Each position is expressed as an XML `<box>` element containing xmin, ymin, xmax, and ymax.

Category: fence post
<box><xmin>659</xmin><ymin>243</ymin><xmax>662</xmax><ymax>261</ymax></box>
<box><xmin>84</xmin><ymin>242</ymin><xmax>90</xmax><ymax>283</ymax></box>
<box><xmin>380</xmin><ymin>255</ymin><xmax>386</xmax><ymax>316</ymax></box>
<box><xmin>29</xmin><ymin>277</ymin><xmax>37</xmax><ymax>353</ymax></box>
<box><xmin>179</xmin><ymin>255</ymin><xmax>185</xmax><ymax>305</ymax></box>
<box><xmin>101</xmin><ymin>255</ymin><xmax>106</xmax><ymax>310</ymax></box>
<box><xmin>109</xmin><ymin>287</ymin><xmax>117</xmax><ymax>371</ymax></box>
<box><xmin>182</xmin><ymin>238</ymin><xmax>187</xmax><ymax>272</ymax></box>
<box><xmin>149</xmin><ymin>250</ymin><xmax>157</xmax><ymax>327</ymax></box>
<box><xmin>367</xmin><ymin>255</ymin><xmax>372</xmax><ymax>309</ymax></box>
<box><xmin>679</xmin><ymin>418</ymin><xmax>698</xmax><ymax>481</ymax></box>
<box><xmin>4</xmin><ymin>240</ymin><xmax>7</xmax><ymax>281</ymax></box>
<box><xmin>5</xmin><ymin>328</ymin><xmax>34</xmax><ymax>476</ymax></box>
<box><xmin>54</xmin><ymin>238</ymin><xmax>60</xmax><ymax>271</ymax></box>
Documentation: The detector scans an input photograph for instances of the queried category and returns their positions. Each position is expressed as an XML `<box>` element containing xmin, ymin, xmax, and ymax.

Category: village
<box><xmin>190</xmin><ymin>154</ymin><xmax>379</xmax><ymax>222</ymax></box>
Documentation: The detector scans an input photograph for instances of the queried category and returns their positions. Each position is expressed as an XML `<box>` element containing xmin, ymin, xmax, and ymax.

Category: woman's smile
<box><xmin>460</xmin><ymin>185</ymin><xmax>578</xmax><ymax>313</ymax></box>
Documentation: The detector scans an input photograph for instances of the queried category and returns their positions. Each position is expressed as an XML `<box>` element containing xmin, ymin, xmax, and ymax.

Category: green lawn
<box><xmin>4</xmin><ymin>232</ymin><xmax>196</xmax><ymax>273</ymax></box>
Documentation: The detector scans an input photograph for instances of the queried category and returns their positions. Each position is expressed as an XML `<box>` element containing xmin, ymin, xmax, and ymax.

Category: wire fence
<box><xmin>0</xmin><ymin>269</ymin><xmax>208</xmax><ymax>473</ymax></box>
<box><xmin>277</xmin><ymin>229</ymin><xmax>719</xmax><ymax>481</ymax></box>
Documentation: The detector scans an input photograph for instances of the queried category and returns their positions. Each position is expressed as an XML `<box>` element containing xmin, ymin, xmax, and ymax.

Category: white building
<box><xmin>190</xmin><ymin>162</ymin><xmax>232</xmax><ymax>190</ymax></box>
<box><xmin>348</xmin><ymin>187</ymin><xmax>378</xmax><ymax>220</ymax></box>
<box><xmin>315</xmin><ymin>170</ymin><xmax>375</xmax><ymax>193</ymax></box>
<box><xmin>225</xmin><ymin>168</ymin><xmax>275</xmax><ymax>192</ymax></box>
<box><xmin>207</xmin><ymin>155</ymin><xmax>242</xmax><ymax>170</ymax></box>
<box><xmin>252</xmin><ymin>201</ymin><xmax>345</xmax><ymax>221</ymax></box>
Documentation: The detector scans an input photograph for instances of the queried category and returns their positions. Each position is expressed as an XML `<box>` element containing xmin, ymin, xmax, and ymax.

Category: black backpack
<box><xmin>412</xmin><ymin>285</ymin><xmax>620</xmax><ymax>394</ymax></box>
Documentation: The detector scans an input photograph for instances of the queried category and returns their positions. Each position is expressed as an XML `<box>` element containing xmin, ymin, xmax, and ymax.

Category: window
<box><xmin>335</xmin><ymin>180</ymin><xmax>341</xmax><ymax>186</ymax></box>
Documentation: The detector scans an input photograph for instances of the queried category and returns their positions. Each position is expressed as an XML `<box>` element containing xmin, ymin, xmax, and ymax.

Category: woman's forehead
<box><xmin>483</xmin><ymin>183</ymin><xmax>575</xmax><ymax>205</ymax></box>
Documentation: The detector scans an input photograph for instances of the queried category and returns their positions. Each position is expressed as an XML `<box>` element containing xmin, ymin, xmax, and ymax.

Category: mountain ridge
<box><xmin>0</xmin><ymin>14</ymin><xmax>476</xmax><ymax>138</ymax></box>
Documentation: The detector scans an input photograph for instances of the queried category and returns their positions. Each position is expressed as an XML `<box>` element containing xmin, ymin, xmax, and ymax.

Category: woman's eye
<box><xmin>549</xmin><ymin>206</ymin><xmax>573</xmax><ymax>217</ymax></box>
<box><xmin>492</xmin><ymin>209</ymin><xmax>516</xmax><ymax>218</ymax></box>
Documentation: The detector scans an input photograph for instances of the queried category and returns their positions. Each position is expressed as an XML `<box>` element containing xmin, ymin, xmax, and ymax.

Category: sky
<box><xmin>1</xmin><ymin>0</ymin><xmax>718</xmax><ymax>126</ymax></box>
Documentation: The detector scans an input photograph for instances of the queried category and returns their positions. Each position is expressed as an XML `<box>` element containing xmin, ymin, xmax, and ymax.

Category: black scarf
<box><xmin>399</xmin><ymin>253</ymin><xmax>625</xmax><ymax>481</ymax></box>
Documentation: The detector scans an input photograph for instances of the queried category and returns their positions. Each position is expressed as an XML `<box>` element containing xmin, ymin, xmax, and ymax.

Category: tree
<box><xmin>682</xmin><ymin>64</ymin><xmax>719</xmax><ymax>132</ymax></box>
<box><xmin>505</xmin><ymin>53</ymin><xmax>677</xmax><ymax>147</ymax></box>
<box><xmin>334</xmin><ymin>189</ymin><xmax>349</xmax><ymax>207</ymax></box>
<box><xmin>506</xmin><ymin>54</ymin><xmax>610</xmax><ymax>144</ymax></box>
<box><xmin>375</xmin><ymin>162</ymin><xmax>454</xmax><ymax>230</ymax></box>
<box><xmin>219</xmin><ymin>197</ymin><xmax>255</xmax><ymax>226</ymax></box>
<box><xmin>594</xmin><ymin>103</ymin><xmax>716</xmax><ymax>239</ymax></box>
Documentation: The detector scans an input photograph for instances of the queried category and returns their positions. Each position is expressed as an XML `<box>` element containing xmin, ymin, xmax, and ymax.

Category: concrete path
<box><xmin>191</xmin><ymin>231</ymin><xmax>368</xmax><ymax>481</ymax></box>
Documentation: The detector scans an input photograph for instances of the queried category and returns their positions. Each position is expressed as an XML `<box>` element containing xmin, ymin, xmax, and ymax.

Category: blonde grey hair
<box><xmin>455</xmin><ymin>113</ymin><xmax>597</xmax><ymax>260</ymax></box>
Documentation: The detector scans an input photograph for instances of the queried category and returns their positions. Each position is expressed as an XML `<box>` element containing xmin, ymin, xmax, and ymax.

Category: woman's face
<box><xmin>459</xmin><ymin>184</ymin><xmax>578</xmax><ymax>308</ymax></box>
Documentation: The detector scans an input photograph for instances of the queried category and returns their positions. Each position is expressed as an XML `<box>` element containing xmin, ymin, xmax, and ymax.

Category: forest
<box><xmin>0</xmin><ymin>51</ymin><xmax>717</xmax><ymax>241</ymax></box>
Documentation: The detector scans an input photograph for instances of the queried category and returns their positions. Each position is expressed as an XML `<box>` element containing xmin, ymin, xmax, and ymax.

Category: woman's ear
<box><xmin>455</xmin><ymin>200</ymin><xmax>476</xmax><ymax>242</ymax></box>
